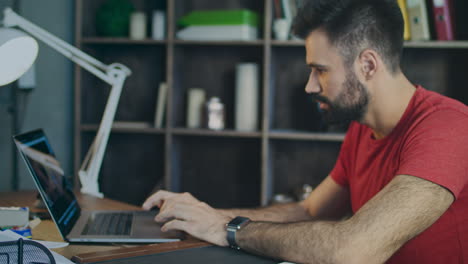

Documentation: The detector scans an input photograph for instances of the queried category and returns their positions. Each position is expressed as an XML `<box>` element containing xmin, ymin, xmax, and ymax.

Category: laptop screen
<box><xmin>13</xmin><ymin>129</ymin><xmax>80</xmax><ymax>238</ymax></box>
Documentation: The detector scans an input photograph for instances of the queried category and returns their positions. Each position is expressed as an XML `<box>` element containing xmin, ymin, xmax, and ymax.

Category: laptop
<box><xmin>13</xmin><ymin>129</ymin><xmax>182</xmax><ymax>243</ymax></box>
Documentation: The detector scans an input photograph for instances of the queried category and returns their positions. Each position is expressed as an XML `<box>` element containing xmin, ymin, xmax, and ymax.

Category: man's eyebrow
<box><xmin>307</xmin><ymin>63</ymin><xmax>329</xmax><ymax>69</ymax></box>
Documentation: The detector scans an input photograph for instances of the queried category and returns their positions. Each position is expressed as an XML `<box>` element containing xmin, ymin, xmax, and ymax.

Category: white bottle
<box><xmin>206</xmin><ymin>97</ymin><xmax>225</xmax><ymax>130</ymax></box>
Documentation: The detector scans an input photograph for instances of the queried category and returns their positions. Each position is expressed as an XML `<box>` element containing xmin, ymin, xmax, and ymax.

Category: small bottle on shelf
<box><xmin>204</xmin><ymin>97</ymin><xmax>225</xmax><ymax>130</ymax></box>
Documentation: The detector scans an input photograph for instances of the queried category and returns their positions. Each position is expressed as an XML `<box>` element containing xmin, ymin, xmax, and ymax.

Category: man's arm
<box><xmin>218</xmin><ymin>176</ymin><xmax>351</xmax><ymax>222</ymax></box>
<box><xmin>236</xmin><ymin>175</ymin><xmax>454</xmax><ymax>264</ymax></box>
<box><xmin>218</xmin><ymin>203</ymin><xmax>312</xmax><ymax>222</ymax></box>
<box><xmin>141</xmin><ymin>175</ymin><xmax>350</xmax><ymax>245</ymax></box>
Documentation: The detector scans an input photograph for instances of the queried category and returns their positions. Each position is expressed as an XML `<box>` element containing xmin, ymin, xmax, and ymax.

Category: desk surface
<box><xmin>0</xmin><ymin>191</ymin><xmax>209</xmax><ymax>263</ymax></box>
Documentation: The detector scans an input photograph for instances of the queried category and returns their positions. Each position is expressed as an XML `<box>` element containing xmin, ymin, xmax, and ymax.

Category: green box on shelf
<box><xmin>95</xmin><ymin>0</ymin><xmax>135</xmax><ymax>37</ymax></box>
<box><xmin>178</xmin><ymin>9</ymin><xmax>259</xmax><ymax>27</ymax></box>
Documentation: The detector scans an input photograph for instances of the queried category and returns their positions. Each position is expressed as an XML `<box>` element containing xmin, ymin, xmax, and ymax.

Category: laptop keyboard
<box><xmin>83</xmin><ymin>212</ymin><xmax>133</xmax><ymax>236</ymax></box>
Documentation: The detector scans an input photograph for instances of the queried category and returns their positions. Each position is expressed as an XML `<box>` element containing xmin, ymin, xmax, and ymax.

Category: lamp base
<box><xmin>79</xmin><ymin>171</ymin><xmax>104</xmax><ymax>198</ymax></box>
<box><xmin>80</xmin><ymin>187</ymin><xmax>104</xmax><ymax>198</ymax></box>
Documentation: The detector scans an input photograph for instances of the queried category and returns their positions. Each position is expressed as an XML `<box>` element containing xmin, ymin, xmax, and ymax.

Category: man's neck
<box><xmin>363</xmin><ymin>73</ymin><xmax>416</xmax><ymax>140</ymax></box>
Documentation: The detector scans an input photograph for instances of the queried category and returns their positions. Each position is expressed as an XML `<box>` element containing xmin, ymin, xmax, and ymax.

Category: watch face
<box><xmin>229</xmin><ymin>216</ymin><xmax>250</xmax><ymax>227</ymax></box>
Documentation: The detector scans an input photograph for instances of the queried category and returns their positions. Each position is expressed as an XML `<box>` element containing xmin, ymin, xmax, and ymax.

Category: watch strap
<box><xmin>226</xmin><ymin>216</ymin><xmax>251</xmax><ymax>250</ymax></box>
<box><xmin>226</xmin><ymin>225</ymin><xmax>239</xmax><ymax>249</ymax></box>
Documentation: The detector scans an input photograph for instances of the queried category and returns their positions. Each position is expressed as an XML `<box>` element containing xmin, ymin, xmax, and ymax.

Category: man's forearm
<box><xmin>218</xmin><ymin>202</ymin><xmax>313</xmax><ymax>222</ymax></box>
<box><xmin>237</xmin><ymin>220</ymin><xmax>346</xmax><ymax>264</ymax></box>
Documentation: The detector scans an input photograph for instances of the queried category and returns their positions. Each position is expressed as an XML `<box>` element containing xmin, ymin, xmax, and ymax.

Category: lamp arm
<box><xmin>79</xmin><ymin>68</ymin><xmax>127</xmax><ymax>198</ymax></box>
<box><xmin>3</xmin><ymin>8</ymin><xmax>132</xmax><ymax>198</ymax></box>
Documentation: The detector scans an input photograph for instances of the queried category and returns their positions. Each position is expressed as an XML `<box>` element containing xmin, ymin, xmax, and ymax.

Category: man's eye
<box><xmin>314</xmin><ymin>68</ymin><xmax>326</xmax><ymax>75</ymax></box>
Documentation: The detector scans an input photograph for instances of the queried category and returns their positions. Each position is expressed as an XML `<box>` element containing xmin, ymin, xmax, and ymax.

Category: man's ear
<box><xmin>357</xmin><ymin>49</ymin><xmax>378</xmax><ymax>81</ymax></box>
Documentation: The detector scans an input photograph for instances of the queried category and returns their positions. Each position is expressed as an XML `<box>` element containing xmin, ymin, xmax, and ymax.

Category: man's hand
<box><xmin>142</xmin><ymin>190</ymin><xmax>231</xmax><ymax>246</ymax></box>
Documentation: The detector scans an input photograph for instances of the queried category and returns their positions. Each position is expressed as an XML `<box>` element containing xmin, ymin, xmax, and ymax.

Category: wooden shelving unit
<box><xmin>82</xmin><ymin>37</ymin><xmax>167</xmax><ymax>45</ymax></box>
<box><xmin>74</xmin><ymin>0</ymin><xmax>468</xmax><ymax>207</ymax></box>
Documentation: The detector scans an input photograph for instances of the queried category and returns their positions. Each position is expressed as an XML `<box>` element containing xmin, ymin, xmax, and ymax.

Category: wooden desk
<box><xmin>0</xmin><ymin>191</ymin><xmax>209</xmax><ymax>263</ymax></box>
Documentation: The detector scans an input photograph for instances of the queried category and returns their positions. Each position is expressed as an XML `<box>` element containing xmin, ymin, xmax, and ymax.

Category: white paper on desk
<box><xmin>0</xmin><ymin>230</ymin><xmax>73</xmax><ymax>264</ymax></box>
<box><xmin>0</xmin><ymin>229</ymin><xmax>69</xmax><ymax>248</ymax></box>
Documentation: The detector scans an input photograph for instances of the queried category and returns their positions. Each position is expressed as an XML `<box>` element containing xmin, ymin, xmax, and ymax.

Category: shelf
<box><xmin>82</xmin><ymin>37</ymin><xmax>167</xmax><ymax>45</ymax></box>
<box><xmin>81</xmin><ymin>123</ymin><xmax>165</xmax><ymax>134</ymax></box>
<box><xmin>269</xmin><ymin>40</ymin><xmax>468</xmax><ymax>49</ymax></box>
<box><xmin>172</xmin><ymin>128</ymin><xmax>262</xmax><ymax>138</ymax></box>
<box><xmin>269</xmin><ymin>130</ymin><xmax>345</xmax><ymax>142</ymax></box>
<box><xmin>171</xmin><ymin>130</ymin><xmax>345</xmax><ymax>142</ymax></box>
<box><xmin>173</xmin><ymin>39</ymin><xmax>264</xmax><ymax>46</ymax></box>
<box><xmin>403</xmin><ymin>41</ymin><xmax>468</xmax><ymax>49</ymax></box>
<box><xmin>271</xmin><ymin>40</ymin><xmax>305</xmax><ymax>46</ymax></box>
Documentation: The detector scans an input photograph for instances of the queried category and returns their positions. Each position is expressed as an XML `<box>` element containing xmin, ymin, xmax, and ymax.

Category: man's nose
<box><xmin>305</xmin><ymin>72</ymin><xmax>321</xmax><ymax>94</ymax></box>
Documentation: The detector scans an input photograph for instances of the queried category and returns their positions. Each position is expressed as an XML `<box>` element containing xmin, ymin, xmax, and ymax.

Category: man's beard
<box><xmin>311</xmin><ymin>70</ymin><xmax>370</xmax><ymax>125</ymax></box>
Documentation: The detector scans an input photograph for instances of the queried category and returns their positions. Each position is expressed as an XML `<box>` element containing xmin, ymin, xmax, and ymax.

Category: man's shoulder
<box><xmin>409</xmin><ymin>87</ymin><xmax>468</xmax><ymax>127</ymax></box>
<box><xmin>417</xmin><ymin>87</ymin><xmax>468</xmax><ymax>115</ymax></box>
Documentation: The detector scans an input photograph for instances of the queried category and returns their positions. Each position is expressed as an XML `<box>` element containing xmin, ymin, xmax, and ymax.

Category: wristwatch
<box><xmin>226</xmin><ymin>216</ymin><xmax>251</xmax><ymax>250</ymax></box>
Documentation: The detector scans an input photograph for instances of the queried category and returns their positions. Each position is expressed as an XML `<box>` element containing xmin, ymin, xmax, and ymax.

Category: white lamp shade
<box><xmin>0</xmin><ymin>28</ymin><xmax>38</xmax><ymax>86</ymax></box>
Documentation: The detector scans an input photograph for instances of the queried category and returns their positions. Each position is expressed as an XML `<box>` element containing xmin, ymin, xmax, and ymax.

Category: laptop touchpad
<box><xmin>132</xmin><ymin>211</ymin><xmax>183</xmax><ymax>239</ymax></box>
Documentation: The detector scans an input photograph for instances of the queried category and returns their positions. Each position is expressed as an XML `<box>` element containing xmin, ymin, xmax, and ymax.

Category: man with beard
<box><xmin>142</xmin><ymin>0</ymin><xmax>468</xmax><ymax>263</ymax></box>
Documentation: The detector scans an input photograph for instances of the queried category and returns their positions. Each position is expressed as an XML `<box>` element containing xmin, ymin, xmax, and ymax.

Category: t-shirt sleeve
<box><xmin>330</xmin><ymin>123</ymin><xmax>358</xmax><ymax>187</ymax></box>
<box><xmin>397</xmin><ymin>109</ymin><xmax>468</xmax><ymax>199</ymax></box>
<box><xmin>330</xmin><ymin>151</ymin><xmax>348</xmax><ymax>187</ymax></box>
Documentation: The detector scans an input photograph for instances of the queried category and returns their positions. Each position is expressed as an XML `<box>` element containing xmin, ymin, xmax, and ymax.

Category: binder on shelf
<box><xmin>280</xmin><ymin>0</ymin><xmax>298</xmax><ymax>21</ymax></box>
<box><xmin>397</xmin><ymin>0</ymin><xmax>412</xmax><ymax>41</ymax></box>
<box><xmin>273</xmin><ymin>0</ymin><xmax>282</xmax><ymax>19</ymax></box>
<box><xmin>407</xmin><ymin>0</ymin><xmax>430</xmax><ymax>40</ymax></box>
<box><xmin>281</xmin><ymin>0</ymin><xmax>293</xmax><ymax>21</ymax></box>
<box><xmin>432</xmin><ymin>0</ymin><xmax>455</xmax><ymax>40</ymax></box>
<box><xmin>288</xmin><ymin>0</ymin><xmax>298</xmax><ymax>20</ymax></box>
<box><xmin>154</xmin><ymin>82</ymin><xmax>168</xmax><ymax>128</ymax></box>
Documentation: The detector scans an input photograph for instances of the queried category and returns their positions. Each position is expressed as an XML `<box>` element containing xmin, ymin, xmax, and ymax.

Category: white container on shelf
<box><xmin>176</xmin><ymin>25</ymin><xmax>257</xmax><ymax>41</ymax></box>
<box><xmin>151</xmin><ymin>10</ymin><xmax>165</xmax><ymax>40</ymax></box>
<box><xmin>130</xmin><ymin>12</ymin><xmax>147</xmax><ymax>40</ymax></box>
<box><xmin>235</xmin><ymin>63</ymin><xmax>259</xmax><ymax>131</ymax></box>
<box><xmin>187</xmin><ymin>88</ymin><xmax>206</xmax><ymax>128</ymax></box>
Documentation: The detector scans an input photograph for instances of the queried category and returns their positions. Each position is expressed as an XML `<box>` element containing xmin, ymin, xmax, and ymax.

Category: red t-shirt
<box><xmin>331</xmin><ymin>86</ymin><xmax>468</xmax><ymax>263</ymax></box>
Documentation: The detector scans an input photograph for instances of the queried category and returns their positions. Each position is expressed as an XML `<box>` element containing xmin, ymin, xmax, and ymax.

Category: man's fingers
<box><xmin>161</xmin><ymin>219</ymin><xmax>190</xmax><ymax>233</ymax></box>
<box><xmin>142</xmin><ymin>190</ymin><xmax>174</xmax><ymax>210</ymax></box>
<box><xmin>156</xmin><ymin>203</ymin><xmax>194</xmax><ymax>223</ymax></box>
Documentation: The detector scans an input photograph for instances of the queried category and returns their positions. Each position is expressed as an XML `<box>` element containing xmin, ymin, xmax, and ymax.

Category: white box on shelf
<box><xmin>176</xmin><ymin>25</ymin><xmax>258</xmax><ymax>41</ymax></box>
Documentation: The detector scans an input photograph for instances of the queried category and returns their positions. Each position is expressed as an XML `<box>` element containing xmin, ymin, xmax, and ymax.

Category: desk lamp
<box><xmin>0</xmin><ymin>7</ymin><xmax>131</xmax><ymax>198</ymax></box>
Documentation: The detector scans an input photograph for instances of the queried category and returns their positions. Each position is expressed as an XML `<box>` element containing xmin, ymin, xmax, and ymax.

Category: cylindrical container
<box><xmin>205</xmin><ymin>97</ymin><xmax>225</xmax><ymax>130</ymax></box>
<box><xmin>273</xmin><ymin>18</ymin><xmax>291</xmax><ymax>40</ymax></box>
<box><xmin>129</xmin><ymin>12</ymin><xmax>146</xmax><ymax>40</ymax></box>
<box><xmin>151</xmin><ymin>10</ymin><xmax>166</xmax><ymax>40</ymax></box>
<box><xmin>235</xmin><ymin>63</ymin><xmax>259</xmax><ymax>131</ymax></box>
<box><xmin>187</xmin><ymin>88</ymin><xmax>206</xmax><ymax>128</ymax></box>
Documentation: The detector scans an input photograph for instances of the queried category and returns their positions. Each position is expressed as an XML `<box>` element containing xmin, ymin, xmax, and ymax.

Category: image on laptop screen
<box><xmin>14</xmin><ymin>129</ymin><xmax>80</xmax><ymax>235</ymax></box>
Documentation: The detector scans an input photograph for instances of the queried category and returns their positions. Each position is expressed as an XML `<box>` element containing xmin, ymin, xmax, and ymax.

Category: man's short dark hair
<box><xmin>293</xmin><ymin>0</ymin><xmax>404</xmax><ymax>74</ymax></box>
